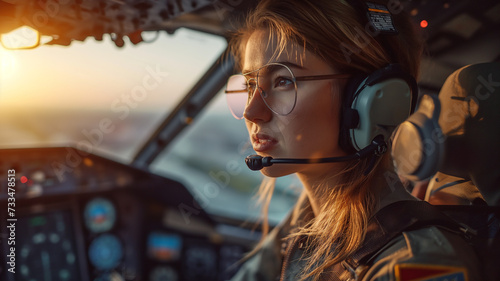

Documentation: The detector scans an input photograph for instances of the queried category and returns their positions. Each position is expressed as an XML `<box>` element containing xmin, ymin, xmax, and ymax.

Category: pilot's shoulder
<box><xmin>363</xmin><ymin>226</ymin><xmax>482</xmax><ymax>281</ymax></box>
<box><xmin>229</xmin><ymin>225</ymin><xmax>284</xmax><ymax>281</ymax></box>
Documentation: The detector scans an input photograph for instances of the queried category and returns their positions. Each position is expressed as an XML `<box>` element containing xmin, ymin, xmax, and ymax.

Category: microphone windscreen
<box><xmin>245</xmin><ymin>155</ymin><xmax>264</xmax><ymax>171</ymax></box>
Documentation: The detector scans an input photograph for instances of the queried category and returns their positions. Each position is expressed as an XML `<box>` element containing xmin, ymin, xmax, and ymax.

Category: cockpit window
<box><xmin>0</xmin><ymin>28</ymin><xmax>226</xmax><ymax>162</ymax></box>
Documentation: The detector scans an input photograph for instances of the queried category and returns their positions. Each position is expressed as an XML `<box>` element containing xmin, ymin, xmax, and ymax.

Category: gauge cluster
<box><xmin>0</xmin><ymin>147</ymin><xmax>253</xmax><ymax>281</ymax></box>
<box><xmin>15</xmin><ymin>211</ymin><xmax>82</xmax><ymax>281</ymax></box>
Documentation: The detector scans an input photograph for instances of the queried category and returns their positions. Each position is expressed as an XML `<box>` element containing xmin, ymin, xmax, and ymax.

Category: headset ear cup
<box><xmin>391</xmin><ymin>95</ymin><xmax>444</xmax><ymax>181</ymax></box>
<box><xmin>351</xmin><ymin>78</ymin><xmax>413</xmax><ymax>150</ymax></box>
<box><xmin>339</xmin><ymin>64</ymin><xmax>416</xmax><ymax>153</ymax></box>
<box><xmin>339</xmin><ymin>74</ymin><xmax>366</xmax><ymax>153</ymax></box>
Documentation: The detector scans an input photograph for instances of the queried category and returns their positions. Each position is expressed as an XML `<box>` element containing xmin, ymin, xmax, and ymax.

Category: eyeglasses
<box><xmin>225</xmin><ymin>62</ymin><xmax>351</xmax><ymax>119</ymax></box>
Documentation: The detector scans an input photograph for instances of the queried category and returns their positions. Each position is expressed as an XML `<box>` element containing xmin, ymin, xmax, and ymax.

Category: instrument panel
<box><xmin>0</xmin><ymin>147</ymin><xmax>253</xmax><ymax>281</ymax></box>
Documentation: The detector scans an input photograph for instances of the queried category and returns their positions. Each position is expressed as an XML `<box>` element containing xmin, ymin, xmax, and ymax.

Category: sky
<box><xmin>0</xmin><ymin>28</ymin><xmax>227</xmax><ymax>111</ymax></box>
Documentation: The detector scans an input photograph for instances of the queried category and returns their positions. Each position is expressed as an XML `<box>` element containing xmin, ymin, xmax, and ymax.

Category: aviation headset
<box><xmin>338</xmin><ymin>0</ymin><xmax>419</xmax><ymax>154</ymax></box>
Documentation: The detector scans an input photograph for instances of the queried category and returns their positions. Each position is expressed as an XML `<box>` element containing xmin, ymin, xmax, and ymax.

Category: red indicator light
<box><xmin>21</xmin><ymin>176</ymin><xmax>28</xmax><ymax>183</ymax></box>
<box><xmin>420</xmin><ymin>20</ymin><xmax>428</xmax><ymax>28</ymax></box>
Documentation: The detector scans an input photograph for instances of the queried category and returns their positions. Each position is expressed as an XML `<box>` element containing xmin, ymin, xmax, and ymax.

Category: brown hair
<box><xmin>228</xmin><ymin>0</ymin><xmax>423</xmax><ymax>280</ymax></box>
<box><xmin>229</xmin><ymin>0</ymin><xmax>422</xmax><ymax>77</ymax></box>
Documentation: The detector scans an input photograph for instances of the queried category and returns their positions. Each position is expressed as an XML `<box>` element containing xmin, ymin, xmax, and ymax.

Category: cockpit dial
<box><xmin>84</xmin><ymin>197</ymin><xmax>116</xmax><ymax>233</ymax></box>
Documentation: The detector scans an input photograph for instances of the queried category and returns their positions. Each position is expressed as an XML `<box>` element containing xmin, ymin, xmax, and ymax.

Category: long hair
<box><xmin>228</xmin><ymin>0</ymin><xmax>423</xmax><ymax>280</ymax></box>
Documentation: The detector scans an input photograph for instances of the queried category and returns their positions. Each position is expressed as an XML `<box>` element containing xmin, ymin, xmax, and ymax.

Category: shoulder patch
<box><xmin>395</xmin><ymin>264</ymin><xmax>468</xmax><ymax>281</ymax></box>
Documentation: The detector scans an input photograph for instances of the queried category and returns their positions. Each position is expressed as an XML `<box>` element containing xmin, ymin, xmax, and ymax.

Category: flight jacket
<box><xmin>230</xmin><ymin>198</ymin><xmax>482</xmax><ymax>281</ymax></box>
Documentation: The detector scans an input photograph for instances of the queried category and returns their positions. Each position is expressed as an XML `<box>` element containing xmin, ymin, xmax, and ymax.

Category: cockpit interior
<box><xmin>1</xmin><ymin>0</ymin><xmax>499</xmax><ymax>280</ymax></box>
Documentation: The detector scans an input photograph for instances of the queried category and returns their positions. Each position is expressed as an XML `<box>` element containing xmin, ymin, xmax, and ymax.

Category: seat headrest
<box><xmin>392</xmin><ymin>62</ymin><xmax>500</xmax><ymax>205</ymax></box>
<box><xmin>438</xmin><ymin>62</ymin><xmax>500</xmax><ymax>137</ymax></box>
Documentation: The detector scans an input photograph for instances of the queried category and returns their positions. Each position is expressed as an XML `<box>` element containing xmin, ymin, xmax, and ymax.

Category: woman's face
<box><xmin>242</xmin><ymin>29</ymin><xmax>347</xmax><ymax>178</ymax></box>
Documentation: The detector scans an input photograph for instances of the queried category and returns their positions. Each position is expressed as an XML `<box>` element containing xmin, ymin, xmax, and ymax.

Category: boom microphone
<box><xmin>245</xmin><ymin>135</ymin><xmax>387</xmax><ymax>171</ymax></box>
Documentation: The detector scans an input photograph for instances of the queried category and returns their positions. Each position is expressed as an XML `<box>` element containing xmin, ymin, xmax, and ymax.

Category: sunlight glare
<box><xmin>0</xmin><ymin>48</ymin><xmax>17</xmax><ymax>79</ymax></box>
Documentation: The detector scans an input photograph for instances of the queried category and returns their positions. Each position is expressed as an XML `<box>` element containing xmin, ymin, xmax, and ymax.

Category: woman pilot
<box><xmin>224</xmin><ymin>0</ymin><xmax>482</xmax><ymax>280</ymax></box>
